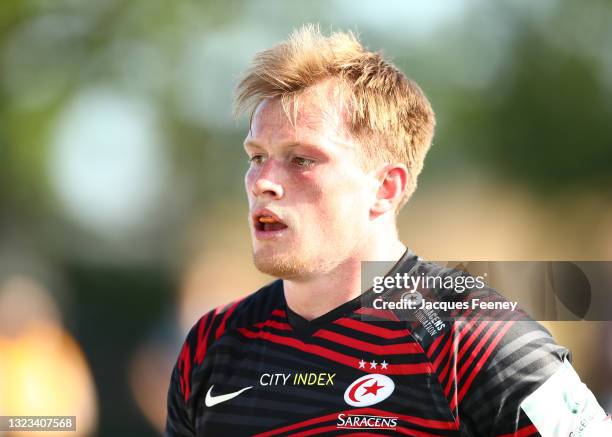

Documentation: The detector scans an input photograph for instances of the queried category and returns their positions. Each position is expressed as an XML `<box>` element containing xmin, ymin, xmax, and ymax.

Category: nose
<box><xmin>250</xmin><ymin>160</ymin><xmax>284</xmax><ymax>200</ymax></box>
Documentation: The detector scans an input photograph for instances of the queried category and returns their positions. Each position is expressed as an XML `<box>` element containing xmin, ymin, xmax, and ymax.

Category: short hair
<box><xmin>235</xmin><ymin>24</ymin><xmax>435</xmax><ymax>210</ymax></box>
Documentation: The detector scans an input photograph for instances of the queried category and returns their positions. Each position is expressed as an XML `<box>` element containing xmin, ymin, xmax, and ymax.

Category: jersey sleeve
<box><xmin>164</xmin><ymin>322</ymin><xmax>199</xmax><ymax>437</ymax></box>
<box><xmin>165</xmin><ymin>352</ymin><xmax>196</xmax><ymax>436</ymax></box>
<box><xmin>164</xmin><ymin>300</ymin><xmax>243</xmax><ymax>436</ymax></box>
<box><xmin>457</xmin><ymin>320</ymin><xmax>610</xmax><ymax>436</ymax></box>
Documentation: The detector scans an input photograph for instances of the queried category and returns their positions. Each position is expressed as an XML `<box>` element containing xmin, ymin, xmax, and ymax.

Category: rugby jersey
<box><xmin>165</xmin><ymin>250</ymin><xmax>605</xmax><ymax>436</ymax></box>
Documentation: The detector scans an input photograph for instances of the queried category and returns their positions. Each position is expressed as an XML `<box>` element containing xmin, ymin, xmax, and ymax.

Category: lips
<box><xmin>252</xmin><ymin>210</ymin><xmax>288</xmax><ymax>234</ymax></box>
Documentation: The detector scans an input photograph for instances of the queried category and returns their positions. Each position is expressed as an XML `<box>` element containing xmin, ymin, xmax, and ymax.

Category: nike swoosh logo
<box><xmin>205</xmin><ymin>385</ymin><xmax>253</xmax><ymax>407</ymax></box>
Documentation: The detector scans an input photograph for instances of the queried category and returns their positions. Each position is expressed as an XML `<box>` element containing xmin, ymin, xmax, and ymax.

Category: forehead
<box><xmin>246</xmin><ymin>81</ymin><xmax>353</xmax><ymax>147</ymax></box>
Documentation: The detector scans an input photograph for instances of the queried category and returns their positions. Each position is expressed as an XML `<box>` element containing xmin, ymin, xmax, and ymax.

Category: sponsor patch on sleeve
<box><xmin>520</xmin><ymin>359</ymin><xmax>610</xmax><ymax>437</ymax></box>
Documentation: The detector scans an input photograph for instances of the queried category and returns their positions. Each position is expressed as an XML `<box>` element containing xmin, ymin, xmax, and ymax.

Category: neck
<box><xmin>283</xmin><ymin>230</ymin><xmax>406</xmax><ymax>321</ymax></box>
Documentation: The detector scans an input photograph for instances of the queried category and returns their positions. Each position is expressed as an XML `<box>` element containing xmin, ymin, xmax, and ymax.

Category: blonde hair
<box><xmin>235</xmin><ymin>24</ymin><xmax>435</xmax><ymax>209</ymax></box>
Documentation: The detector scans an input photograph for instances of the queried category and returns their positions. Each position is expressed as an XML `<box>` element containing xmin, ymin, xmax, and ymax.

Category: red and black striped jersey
<box><xmin>165</xmin><ymin>251</ymin><xmax>600</xmax><ymax>436</ymax></box>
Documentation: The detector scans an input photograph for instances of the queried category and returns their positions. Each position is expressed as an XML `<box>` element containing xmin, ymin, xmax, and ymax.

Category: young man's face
<box><xmin>244</xmin><ymin>83</ymin><xmax>379</xmax><ymax>279</ymax></box>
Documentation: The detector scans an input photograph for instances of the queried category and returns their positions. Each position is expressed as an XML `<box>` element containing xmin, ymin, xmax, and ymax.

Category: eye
<box><xmin>248</xmin><ymin>154</ymin><xmax>265</xmax><ymax>165</ymax></box>
<box><xmin>291</xmin><ymin>156</ymin><xmax>315</xmax><ymax>168</ymax></box>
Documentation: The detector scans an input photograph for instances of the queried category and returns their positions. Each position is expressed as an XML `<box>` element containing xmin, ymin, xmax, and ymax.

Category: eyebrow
<box><xmin>243</xmin><ymin>140</ymin><xmax>322</xmax><ymax>152</ymax></box>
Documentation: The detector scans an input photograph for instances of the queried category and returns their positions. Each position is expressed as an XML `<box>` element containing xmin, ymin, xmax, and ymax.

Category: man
<box><xmin>166</xmin><ymin>25</ymin><xmax>610</xmax><ymax>436</ymax></box>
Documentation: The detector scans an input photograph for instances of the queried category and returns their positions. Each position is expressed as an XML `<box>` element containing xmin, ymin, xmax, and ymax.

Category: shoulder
<box><xmin>182</xmin><ymin>279</ymin><xmax>283</xmax><ymax>355</ymax></box>
<box><xmin>405</xmin><ymin>260</ymin><xmax>572</xmax><ymax>433</ymax></box>
<box><xmin>172</xmin><ymin>280</ymin><xmax>283</xmax><ymax>401</ymax></box>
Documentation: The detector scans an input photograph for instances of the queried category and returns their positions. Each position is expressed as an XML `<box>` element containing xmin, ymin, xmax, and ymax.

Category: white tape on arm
<box><xmin>520</xmin><ymin>359</ymin><xmax>611</xmax><ymax>437</ymax></box>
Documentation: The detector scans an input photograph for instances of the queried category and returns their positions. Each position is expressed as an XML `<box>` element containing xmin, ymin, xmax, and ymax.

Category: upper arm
<box><xmin>164</xmin><ymin>313</ymin><xmax>210</xmax><ymax>437</ymax></box>
<box><xmin>165</xmin><ymin>350</ymin><xmax>196</xmax><ymax>437</ymax></box>
<box><xmin>164</xmin><ymin>304</ymin><xmax>236</xmax><ymax>436</ymax></box>
<box><xmin>458</xmin><ymin>321</ymin><xmax>609</xmax><ymax>436</ymax></box>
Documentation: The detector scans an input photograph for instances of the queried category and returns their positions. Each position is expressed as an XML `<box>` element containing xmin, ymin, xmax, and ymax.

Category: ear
<box><xmin>371</xmin><ymin>163</ymin><xmax>409</xmax><ymax>216</ymax></box>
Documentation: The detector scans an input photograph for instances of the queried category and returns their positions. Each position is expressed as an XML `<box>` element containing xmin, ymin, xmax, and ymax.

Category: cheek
<box><xmin>244</xmin><ymin>169</ymin><xmax>257</xmax><ymax>202</ymax></box>
<box><xmin>245</xmin><ymin>163</ymin><xmax>261</xmax><ymax>184</ymax></box>
<box><xmin>289</xmin><ymin>170</ymin><xmax>324</xmax><ymax>201</ymax></box>
<box><xmin>309</xmin><ymin>176</ymin><xmax>366</xmax><ymax>223</ymax></box>
<box><xmin>333</xmin><ymin>177</ymin><xmax>373</xmax><ymax>220</ymax></box>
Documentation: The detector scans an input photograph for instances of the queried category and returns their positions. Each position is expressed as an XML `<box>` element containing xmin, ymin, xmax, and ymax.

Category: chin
<box><xmin>252</xmin><ymin>251</ymin><xmax>300</xmax><ymax>278</ymax></box>
<box><xmin>252</xmin><ymin>244</ymin><xmax>316</xmax><ymax>279</ymax></box>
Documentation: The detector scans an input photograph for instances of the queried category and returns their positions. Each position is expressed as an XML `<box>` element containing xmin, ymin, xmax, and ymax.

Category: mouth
<box><xmin>252</xmin><ymin>210</ymin><xmax>289</xmax><ymax>236</ymax></box>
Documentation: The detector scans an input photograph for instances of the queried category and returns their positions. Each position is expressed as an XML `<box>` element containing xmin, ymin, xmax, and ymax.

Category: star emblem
<box><xmin>362</xmin><ymin>380</ymin><xmax>384</xmax><ymax>396</ymax></box>
<box><xmin>380</xmin><ymin>360</ymin><xmax>388</xmax><ymax>370</ymax></box>
<box><xmin>369</xmin><ymin>360</ymin><xmax>378</xmax><ymax>369</ymax></box>
<box><xmin>358</xmin><ymin>359</ymin><xmax>366</xmax><ymax>369</ymax></box>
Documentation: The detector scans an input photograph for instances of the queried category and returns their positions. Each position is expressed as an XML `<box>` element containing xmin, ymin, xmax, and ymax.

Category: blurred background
<box><xmin>1</xmin><ymin>0</ymin><xmax>611</xmax><ymax>435</ymax></box>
